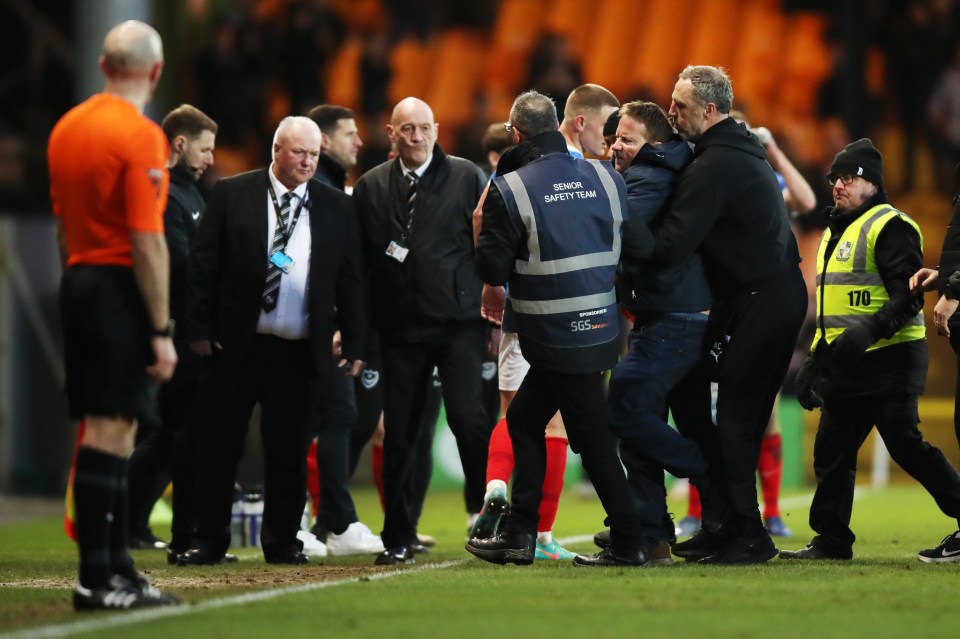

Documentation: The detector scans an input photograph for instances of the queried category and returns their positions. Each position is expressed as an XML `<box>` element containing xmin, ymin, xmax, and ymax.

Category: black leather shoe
<box><xmin>698</xmin><ymin>534</ymin><xmax>778</xmax><ymax>565</ymax></box>
<box><xmin>572</xmin><ymin>546</ymin><xmax>647</xmax><ymax>567</ymax></box>
<box><xmin>176</xmin><ymin>547</ymin><xmax>228</xmax><ymax>566</ymax></box>
<box><xmin>375</xmin><ymin>545</ymin><xmax>416</xmax><ymax>565</ymax></box>
<box><xmin>780</xmin><ymin>542</ymin><xmax>852</xmax><ymax>560</ymax></box>
<box><xmin>671</xmin><ymin>527</ymin><xmax>733</xmax><ymax>560</ymax></box>
<box><xmin>265</xmin><ymin>551</ymin><xmax>309</xmax><ymax>565</ymax></box>
<box><xmin>593</xmin><ymin>529</ymin><xmax>611</xmax><ymax>549</ymax></box>
<box><xmin>465</xmin><ymin>531</ymin><xmax>535</xmax><ymax>565</ymax></box>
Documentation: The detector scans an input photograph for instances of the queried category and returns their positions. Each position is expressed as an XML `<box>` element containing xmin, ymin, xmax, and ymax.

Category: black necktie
<box><xmin>404</xmin><ymin>173</ymin><xmax>418</xmax><ymax>240</ymax></box>
<box><xmin>262</xmin><ymin>192</ymin><xmax>293</xmax><ymax>312</ymax></box>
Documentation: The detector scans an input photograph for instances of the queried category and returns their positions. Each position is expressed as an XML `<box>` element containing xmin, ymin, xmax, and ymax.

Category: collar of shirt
<box><xmin>400</xmin><ymin>153</ymin><xmax>434</xmax><ymax>181</ymax></box>
<box><xmin>267</xmin><ymin>163</ymin><xmax>310</xmax><ymax>203</ymax></box>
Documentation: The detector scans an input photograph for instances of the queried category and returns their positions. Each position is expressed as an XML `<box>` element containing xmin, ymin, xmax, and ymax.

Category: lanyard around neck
<box><xmin>267</xmin><ymin>181</ymin><xmax>307</xmax><ymax>247</ymax></box>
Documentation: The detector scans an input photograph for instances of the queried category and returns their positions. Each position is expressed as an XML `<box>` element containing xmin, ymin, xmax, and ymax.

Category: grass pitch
<box><xmin>2</xmin><ymin>484</ymin><xmax>959</xmax><ymax>639</ymax></box>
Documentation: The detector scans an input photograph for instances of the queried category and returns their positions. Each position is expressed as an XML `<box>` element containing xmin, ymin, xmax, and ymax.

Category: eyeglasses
<box><xmin>503</xmin><ymin>122</ymin><xmax>524</xmax><ymax>136</ymax></box>
<box><xmin>828</xmin><ymin>174</ymin><xmax>858</xmax><ymax>186</ymax></box>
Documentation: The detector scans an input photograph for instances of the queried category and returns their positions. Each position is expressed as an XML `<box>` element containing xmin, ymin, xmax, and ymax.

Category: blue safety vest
<box><xmin>494</xmin><ymin>153</ymin><xmax>626</xmax><ymax>348</ymax></box>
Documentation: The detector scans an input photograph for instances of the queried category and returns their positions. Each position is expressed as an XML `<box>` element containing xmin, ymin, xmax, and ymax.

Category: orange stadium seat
<box><xmin>326</xmin><ymin>37</ymin><xmax>362</xmax><ymax>110</ymax></box>
<box><xmin>686</xmin><ymin>0</ymin><xmax>742</xmax><ymax>77</ymax></box>
<box><xmin>631</xmin><ymin>0</ymin><xmax>697</xmax><ymax>106</ymax></box>
<box><xmin>583</xmin><ymin>0</ymin><xmax>641</xmax><ymax>98</ymax></box>
<box><xmin>388</xmin><ymin>38</ymin><xmax>433</xmax><ymax>106</ymax></box>
<box><xmin>426</xmin><ymin>29</ymin><xmax>485</xmax><ymax>137</ymax></box>
<box><xmin>778</xmin><ymin>13</ymin><xmax>832</xmax><ymax>122</ymax></box>
<box><xmin>543</xmin><ymin>0</ymin><xmax>598</xmax><ymax>61</ymax></box>
<box><xmin>488</xmin><ymin>0</ymin><xmax>549</xmax><ymax>91</ymax></box>
<box><xmin>730</xmin><ymin>4</ymin><xmax>786</xmax><ymax>126</ymax></box>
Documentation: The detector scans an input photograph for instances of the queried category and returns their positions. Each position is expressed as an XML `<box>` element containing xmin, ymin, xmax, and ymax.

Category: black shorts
<box><xmin>60</xmin><ymin>265</ymin><xmax>157</xmax><ymax>421</ymax></box>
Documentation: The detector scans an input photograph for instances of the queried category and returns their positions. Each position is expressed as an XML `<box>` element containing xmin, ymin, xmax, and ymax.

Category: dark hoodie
<box><xmin>618</xmin><ymin>137</ymin><xmax>711</xmax><ymax>314</ymax></box>
<box><xmin>643</xmin><ymin>117</ymin><xmax>802</xmax><ymax>302</ymax></box>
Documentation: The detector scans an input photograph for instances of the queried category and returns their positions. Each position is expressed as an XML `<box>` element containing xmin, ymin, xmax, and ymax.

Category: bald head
<box><xmin>101</xmin><ymin>20</ymin><xmax>163</xmax><ymax>78</ymax></box>
<box><xmin>387</xmin><ymin>97</ymin><xmax>437</xmax><ymax>170</ymax></box>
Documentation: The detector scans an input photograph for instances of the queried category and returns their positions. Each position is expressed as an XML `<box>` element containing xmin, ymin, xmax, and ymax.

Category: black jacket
<box><xmin>807</xmin><ymin>191</ymin><xmax>927</xmax><ymax>401</ymax></box>
<box><xmin>353</xmin><ymin>144</ymin><xmax>486</xmax><ymax>341</ymax></box>
<box><xmin>186</xmin><ymin>168</ymin><xmax>368</xmax><ymax>373</ymax></box>
<box><xmin>314</xmin><ymin>153</ymin><xmax>347</xmax><ymax>192</ymax></box>
<box><xmin>938</xmin><ymin>194</ymin><xmax>960</xmax><ymax>301</ymax></box>
<box><xmin>618</xmin><ymin>138</ymin><xmax>711</xmax><ymax>315</ymax></box>
<box><xmin>165</xmin><ymin>166</ymin><xmax>206</xmax><ymax>332</ymax></box>
<box><xmin>642</xmin><ymin>117</ymin><xmax>802</xmax><ymax>301</ymax></box>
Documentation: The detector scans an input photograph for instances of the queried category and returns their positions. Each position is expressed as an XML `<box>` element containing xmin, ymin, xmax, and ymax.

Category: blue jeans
<box><xmin>607</xmin><ymin>312</ymin><xmax>710</xmax><ymax>544</ymax></box>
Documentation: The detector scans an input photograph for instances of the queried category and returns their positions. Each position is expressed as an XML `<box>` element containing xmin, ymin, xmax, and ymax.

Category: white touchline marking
<box><xmin>1</xmin><ymin>560</ymin><xmax>468</xmax><ymax>639</ymax></box>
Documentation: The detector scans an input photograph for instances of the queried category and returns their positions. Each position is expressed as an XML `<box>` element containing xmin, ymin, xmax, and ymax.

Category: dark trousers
<box><xmin>315</xmin><ymin>357</ymin><xmax>359</xmax><ymax>535</ymax></box>
<box><xmin>380</xmin><ymin>322</ymin><xmax>491</xmax><ymax>548</ymax></box>
<box><xmin>949</xmin><ymin>322</ymin><xmax>960</xmax><ymax>448</ymax></box>
<box><xmin>350</xmin><ymin>347</ymin><xmax>383</xmax><ymax>476</ymax></box>
<box><xmin>710</xmin><ymin>274</ymin><xmax>807</xmax><ymax>535</ymax></box>
<box><xmin>607</xmin><ymin>313</ymin><xmax>711</xmax><ymax>544</ymax></box>
<box><xmin>127</xmin><ymin>344</ymin><xmax>201</xmax><ymax>551</ymax></box>
<box><xmin>810</xmin><ymin>394</ymin><xmax>960</xmax><ymax>550</ymax></box>
<box><xmin>191</xmin><ymin>335</ymin><xmax>318</xmax><ymax>558</ymax></box>
<box><xmin>504</xmin><ymin>366</ymin><xmax>642</xmax><ymax>552</ymax></box>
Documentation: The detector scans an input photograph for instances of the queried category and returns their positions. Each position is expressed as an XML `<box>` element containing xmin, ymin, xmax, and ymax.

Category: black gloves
<box><xmin>795</xmin><ymin>355</ymin><xmax>821</xmax><ymax>411</ymax></box>
<box><xmin>829</xmin><ymin>323</ymin><xmax>875</xmax><ymax>366</ymax></box>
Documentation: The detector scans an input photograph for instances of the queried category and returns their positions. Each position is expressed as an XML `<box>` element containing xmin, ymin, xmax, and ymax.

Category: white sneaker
<box><xmin>326</xmin><ymin>521</ymin><xmax>385</xmax><ymax>556</ymax></box>
<box><xmin>297</xmin><ymin>530</ymin><xmax>328</xmax><ymax>557</ymax></box>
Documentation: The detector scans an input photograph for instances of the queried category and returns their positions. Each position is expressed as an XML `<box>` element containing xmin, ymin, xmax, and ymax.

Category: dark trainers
<box><xmin>572</xmin><ymin>546</ymin><xmax>647</xmax><ymax>568</ymax></box>
<box><xmin>698</xmin><ymin>534</ymin><xmax>779</xmax><ymax>565</ymax></box>
<box><xmin>469</xmin><ymin>484</ymin><xmax>509</xmax><ymax>540</ymax></box>
<box><xmin>671</xmin><ymin>527</ymin><xmax>732</xmax><ymax>560</ymax></box>
<box><xmin>780</xmin><ymin>541</ymin><xmax>852</xmax><ymax>560</ymax></box>
<box><xmin>73</xmin><ymin>575</ymin><xmax>180</xmax><ymax>611</ymax></box>
<box><xmin>918</xmin><ymin>530</ymin><xmax>960</xmax><ymax>563</ymax></box>
<box><xmin>465</xmin><ymin>531</ymin><xmax>534</xmax><ymax>565</ymax></box>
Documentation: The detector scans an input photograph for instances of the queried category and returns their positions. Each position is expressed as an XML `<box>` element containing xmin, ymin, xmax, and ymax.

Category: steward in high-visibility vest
<box><xmin>813</xmin><ymin>203</ymin><xmax>926</xmax><ymax>353</ymax></box>
<box><xmin>784</xmin><ymin>138</ymin><xmax>960</xmax><ymax>564</ymax></box>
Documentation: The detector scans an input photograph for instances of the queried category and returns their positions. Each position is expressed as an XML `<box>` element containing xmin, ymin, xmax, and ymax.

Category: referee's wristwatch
<box><xmin>152</xmin><ymin>319</ymin><xmax>176</xmax><ymax>338</ymax></box>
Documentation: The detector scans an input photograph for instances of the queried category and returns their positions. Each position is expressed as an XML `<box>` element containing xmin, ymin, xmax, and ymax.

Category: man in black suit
<box><xmin>353</xmin><ymin>97</ymin><xmax>491</xmax><ymax>565</ymax></box>
<box><xmin>179</xmin><ymin>116</ymin><xmax>368</xmax><ymax>565</ymax></box>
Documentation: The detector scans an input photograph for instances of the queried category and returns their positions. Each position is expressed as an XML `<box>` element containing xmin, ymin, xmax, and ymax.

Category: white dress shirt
<box><xmin>256</xmin><ymin>166</ymin><xmax>311</xmax><ymax>339</ymax></box>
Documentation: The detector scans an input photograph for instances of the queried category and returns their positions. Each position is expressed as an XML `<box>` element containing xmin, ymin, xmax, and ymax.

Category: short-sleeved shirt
<box><xmin>48</xmin><ymin>92</ymin><xmax>169</xmax><ymax>267</ymax></box>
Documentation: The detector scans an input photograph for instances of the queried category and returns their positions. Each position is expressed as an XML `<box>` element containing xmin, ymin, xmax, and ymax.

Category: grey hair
<box><xmin>273</xmin><ymin>116</ymin><xmax>320</xmax><ymax>147</ymax></box>
<box><xmin>678</xmin><ymin>65</ymin><xmax>733</xmax><ymax>114</ymax></box>
<box><xmin>509</xmin><ymin>90</ymin><xmax>559</xmax><ymax>137</ymax></box>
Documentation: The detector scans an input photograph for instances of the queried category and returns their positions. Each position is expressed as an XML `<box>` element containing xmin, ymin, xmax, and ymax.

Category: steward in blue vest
<box><xmin>476</xmin><ymin>132</ymin><xmax>637</xmax><ymax>374</ymax></box>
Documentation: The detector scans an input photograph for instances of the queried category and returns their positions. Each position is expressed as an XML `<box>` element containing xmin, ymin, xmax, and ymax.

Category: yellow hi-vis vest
<box><xmin>813</xmin><ymin>204</ymin><xmax>926</xmax><ymax>352</ymax></box>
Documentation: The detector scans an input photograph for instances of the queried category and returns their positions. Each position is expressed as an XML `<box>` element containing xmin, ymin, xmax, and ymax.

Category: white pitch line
<box><xmin>0</xmin><ymin>560</ymin><xmax>468</xmax><ymax>639</ymax></box>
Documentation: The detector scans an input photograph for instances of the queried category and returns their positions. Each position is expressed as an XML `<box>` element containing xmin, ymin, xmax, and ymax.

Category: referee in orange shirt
<box><xmin>48</xmin><ymin>20</ymin><xmax>179</xmax><ymax>611</ymax></box>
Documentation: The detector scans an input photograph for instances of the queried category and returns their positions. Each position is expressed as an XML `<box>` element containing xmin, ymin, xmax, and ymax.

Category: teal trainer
<box><xmin>535</xmin><ymin>538</ymin><xmax>577</xmax><ymax>561</ymax></box>
<box><xmin>469</xmin><ymin>485</ymin><xmax>508</xmax><ymax>540</ymax></box>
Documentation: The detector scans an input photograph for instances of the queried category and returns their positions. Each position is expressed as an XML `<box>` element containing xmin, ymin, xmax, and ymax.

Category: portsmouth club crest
<box><xmin>361</xmin><ymin>369</ymin><xmax>379</xmax><ymax>390</ymax></box>
<box><xmin>835</xmin><ymin>240</ymin><xmax>853</xmax><ymax>262</ymax></box>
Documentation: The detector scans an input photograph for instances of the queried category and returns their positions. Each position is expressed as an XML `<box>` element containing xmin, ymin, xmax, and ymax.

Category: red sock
<box><xmin>306</xmin><ymin>439</ymin><xmax>321</xmax><ymax>517</ymax></box>
<box><xmin>537</xmin><ymin>436</ymin><xmax>568</xmax><ymax>533</ymax></box>
<box><xmin>758</xmin><ymin>433</ymin><xmax>782</xmax><ymax>519</ymax></box>
<box><xmin>486</xmin><ymin>417</ymin><xmax>515</xmax><ymax>485</ymax></box>
<box><xmin>688</xmin><ymin>483</ymin><xmax>702</xmax><ymax>519</ymax></box>
<box><xmin>372</xmin><ymin>443</ymin><xmax>385</xmax><ymax>511</ymax></box>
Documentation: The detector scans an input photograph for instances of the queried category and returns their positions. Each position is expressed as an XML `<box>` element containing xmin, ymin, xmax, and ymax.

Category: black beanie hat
<box><xmin>828</xmin><ymin>138</ymin><xmax>884</xmax><ymax>188</ymax></box>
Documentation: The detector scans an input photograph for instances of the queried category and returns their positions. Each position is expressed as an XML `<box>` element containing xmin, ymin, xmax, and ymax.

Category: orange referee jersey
<box><xmin>48</xmin><ymin>92</ymin><xmax>169</xmax><ymax>267</ymax></box>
